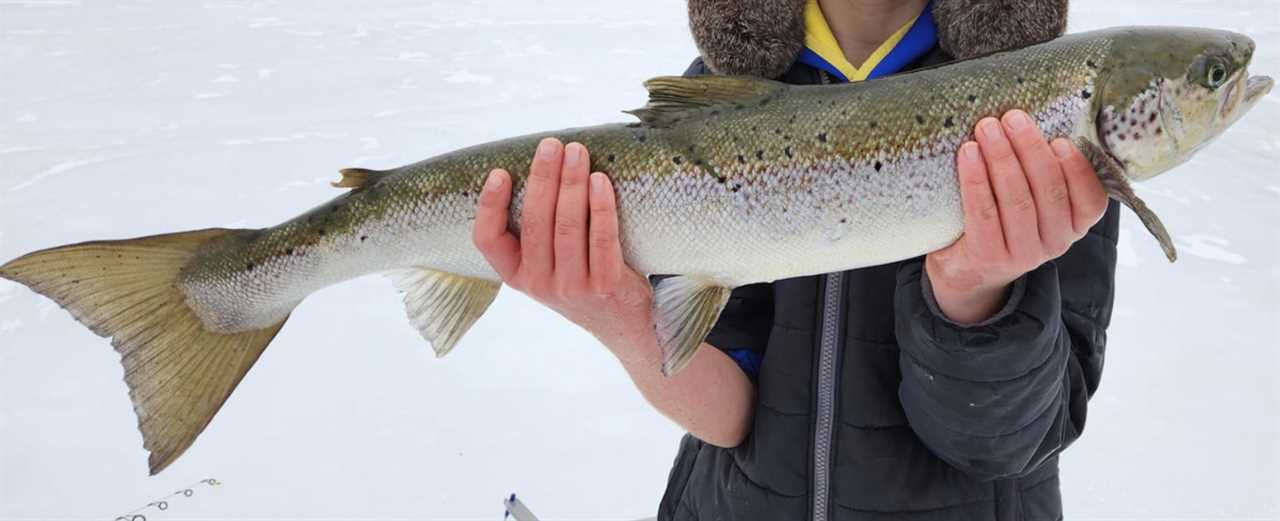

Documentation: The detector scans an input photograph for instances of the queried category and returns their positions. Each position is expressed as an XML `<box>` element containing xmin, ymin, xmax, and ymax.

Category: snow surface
<box><xmin>0</xmin><ymin>0</ymin><xmax>1276</xmax><ymax>519</ymax></box>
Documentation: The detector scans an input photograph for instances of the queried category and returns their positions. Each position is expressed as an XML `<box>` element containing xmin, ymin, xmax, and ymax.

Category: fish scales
<box><xmin>183</xmin><ymin>35</ymin><xmax>1110</xmax><ymax>332</ymax></box>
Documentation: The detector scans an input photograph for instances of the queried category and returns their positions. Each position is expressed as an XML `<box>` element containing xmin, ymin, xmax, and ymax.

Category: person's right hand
<box><xmin>472</xmin><ymin>137</ymin><xmax>655</xmax><ymax>348</ymax></box>
<box><xmin>475</xmin><ymin>140</ymin><xmax>754</xmax><ymax>448</ymax></box>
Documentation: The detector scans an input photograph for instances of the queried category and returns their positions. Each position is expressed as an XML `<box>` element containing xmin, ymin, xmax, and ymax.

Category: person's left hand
<box><xmin>925</xmin><ymin>110</ymin><xmax>1109</xmax><ymax>325</ymax></box>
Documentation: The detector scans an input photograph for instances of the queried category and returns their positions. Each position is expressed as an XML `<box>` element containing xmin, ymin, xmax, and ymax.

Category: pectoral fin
<box><xmin>652</xmin><ymin>276</ymin><xmax>732</xmax><ymax>376</ymax></box>
<box><xmin>1077</xmin><ymin>139</ymin><xmax>1177</xmax><ymax>262</ymax></box>
<box><xmin>393</xmin><ymin>268</ymin><xmax>501</xmax><ymax>357</ymax></box>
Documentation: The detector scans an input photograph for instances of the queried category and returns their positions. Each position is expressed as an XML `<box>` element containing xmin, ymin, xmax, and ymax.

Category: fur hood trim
<box><xmin>688</xmin><ymin>0</ymin><xmax>1069</xmax><ymax>77</ymax></box>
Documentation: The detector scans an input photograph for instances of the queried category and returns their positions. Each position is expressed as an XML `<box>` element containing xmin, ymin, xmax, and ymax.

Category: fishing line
<box><xmin>113</xmin><ymin>478</ymin><xmax>221</xmax><ymax>521</ymax></box>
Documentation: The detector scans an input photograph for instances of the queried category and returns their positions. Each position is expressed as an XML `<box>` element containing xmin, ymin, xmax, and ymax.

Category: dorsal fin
<box><xmin>331</xmin><ymin>167</ymin><xmax>391</xmax><ymax>190</ymax></box>
<box><xmin>625</xmin><ymin>75</ymin><xmax>789</xmax><ymax>127</ymax></box>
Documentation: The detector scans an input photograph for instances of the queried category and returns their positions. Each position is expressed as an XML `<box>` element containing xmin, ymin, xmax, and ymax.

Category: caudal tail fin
<box><xmin>0</xmin><ymin>229</ymin><xmax>289</xmax><ymax>475</ymax></box>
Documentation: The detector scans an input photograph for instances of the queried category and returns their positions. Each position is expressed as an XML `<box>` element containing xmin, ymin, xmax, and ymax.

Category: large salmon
<box><xmin>0</xmin><ymin>27</ymin><xmax>1271</xmax><ymax>474</ymax></box>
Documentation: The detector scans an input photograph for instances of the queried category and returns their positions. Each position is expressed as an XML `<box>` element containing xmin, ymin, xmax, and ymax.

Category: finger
<box><xmin>1001</xmin><ymin>110</ymin><xmax>1072</xmax><ymax>251</ymax></box>
<box><xmin>588</xmin><ymin>172</ymin><xmax>624</xmax><ymax>289</ymax></box>
<box><xmin>976</xmin><ymin>117</ymin><xmax>1040</xmax><ymax>263</ymax></box>
<box><xmin>955</xmin><ymin>141</ymin><xmax>1007</xmax><ymax>256</ymax></box>
<box><xmin>520</xmin><ymin>138</ymin><xmax>564</xmax><ymax>279</ymax></box>
<box><xmin>1051</xmin><ymin>138</ymin><xmax>1109</xmax><ymax>235</ymax></box>
<box><xmin>553</xmin><ymin>143</ymin><xmax>591</xmax><ymax>282</ymax></box>
<box><xmin>472</xmin><ymin>169</ymin><xmax>521</xmax><ymax>280</ymax></box>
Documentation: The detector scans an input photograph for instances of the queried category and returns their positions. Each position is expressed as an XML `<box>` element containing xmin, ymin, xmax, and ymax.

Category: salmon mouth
<box><xmin>1245</xmin><ymin>74</ymin><xmax>1274</xmax><ymax>104</ymax></box>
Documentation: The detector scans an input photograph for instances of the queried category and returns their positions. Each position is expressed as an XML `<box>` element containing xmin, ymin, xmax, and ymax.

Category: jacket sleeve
<box><xmin>894</xmin><ymin>200</ymin><xmax>1120</xmax><ymax>481</ymax></box>
<box><xmin>683</xmin><ymin>56</ymin><xmax>712</xmax><ymax>77</ymax></box>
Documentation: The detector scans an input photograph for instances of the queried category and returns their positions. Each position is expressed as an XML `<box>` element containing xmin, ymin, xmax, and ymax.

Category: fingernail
<box><xmin>978</xmin><ymin>118</ymin><xmax>1001</xmax><ymax>140</ymax></box>
<box><xmin>1005</xmin><ymin>110</ymin><xmax>1032</xmax><ymax>130</ymax></box>
<box><xmin>590</xmin><ymin>172</ymin><xmax>605</xmax><ymax>193</ymax></box>
<box><xmin>537</xmin><ymin>139</ymin><xmax>558</xmax><ymax>159</ymax></box>
<box><xmin>564</xmin><ymin>143</ymin><xmax>581</xmax><ymax>167</ymax></box>
<box><xmin>961</xmin><ymin>142</ymin><xmax>980</xmax><ymax>161</ymax></box>
<box><xmin>484</xmin><ymin>170</ymin><xmax>503</xmax><ymax>191</ymax></box>
<box><xmin>1050</xmin><ymin>139</ymin><xmax>1073</xmax><ymax>158</ymax></box>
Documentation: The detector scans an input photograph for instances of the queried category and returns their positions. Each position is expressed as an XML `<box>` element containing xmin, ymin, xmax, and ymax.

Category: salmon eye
<box><xmin>1208</xmin><ymin>63</ymin><xmax>1227</xmax><ymax>87</ymax></box>
<box><xmin>1193</xmin><ymin>55</ymin><xmax>1232</xmax><ymax>89</ymax></box>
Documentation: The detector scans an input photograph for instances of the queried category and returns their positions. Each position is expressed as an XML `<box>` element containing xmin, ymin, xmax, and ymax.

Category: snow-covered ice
<box><xmin>1</xmin><ymin>0</ymin><xmax>1276</xmax><ymax>519</ymax></box>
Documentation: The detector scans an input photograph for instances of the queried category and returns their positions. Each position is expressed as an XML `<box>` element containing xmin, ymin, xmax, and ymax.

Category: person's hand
<box><xmin>925</xmin><ymin>110</ymin><xmax>1109</xmax><ymax>324</ymax></box>
<box><xmin>472</xmin><ymin>138</ymin><xmax>655</xmax><ymax>346</ymax></box>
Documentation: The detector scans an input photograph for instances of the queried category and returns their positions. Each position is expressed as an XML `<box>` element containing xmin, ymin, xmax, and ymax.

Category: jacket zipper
<box><xmin>812</xmin><ymin>272</ymin><xmax>843</xmax><ymax>521</ymax></box>
<box><xmin>811</xmin><ymin>68</ymin><xmax>843</xmax><ymax>521</ymax></box>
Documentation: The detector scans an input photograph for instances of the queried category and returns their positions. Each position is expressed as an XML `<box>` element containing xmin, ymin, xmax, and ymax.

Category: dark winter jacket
<box><xmin>657</xmin><ymin>1</ymin><xmax>1119</xmax><ymax>520</ymax></box>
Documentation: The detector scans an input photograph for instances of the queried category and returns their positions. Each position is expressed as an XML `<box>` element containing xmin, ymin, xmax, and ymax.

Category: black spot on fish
<box><xmin>841</xmin><ymin>110</ymin><xmax>848</xmax><ymax>116</ymax></box>
<box><xmin>710</xmin><ymin>110</ymin><xmax>720</xmax><ymax>116</ymax></box>
<box><xmin>672</xmin><ymin>156</ymin><xmax>683</xmax><ymax>165</ymax></box>
<box><xmin>1118</xmin><ymin>134</ymin><xmax>1126</xmax><ymax>141</ymax></box>
<box><xmin>1148</xmin><ymin>113</ymin><xmax>1157</xmax><ymax>123</ymax></box>
<box><xmin>731</xmin><ymin>183</ymin><xmax>742</xmax><ymax>192</ymax></box>
<box><xmin>246</xmin><ymin>263</ymin><xmax>255</xmax><ymax>271</ymax></box>
<box><xmin>693</xmin><ymin>159</ymin><xmax>703</xmax><ymax>166</ymax></box>
<box><xmin>817</xmin><ymin>132</ymin><xmax>828</xmax><ymax>143</ymax></box>
<box><xmin>838</xmin><ymin>218</ymin><xmax>847</xmax><ymax>224</ymax></box>
<box><xmin>285</xmin><ymin>248</ymin><xmax>294</xmax><ymax>255</ymax></box>
<box><xmin>737</xmin><ymin>154</ymin><xmax>746</xmax><ymax>164</ymax></box>
<box><xmin>944</xmin><ymin>116</ymin><xmax>955</xmax><ymax>128</ymax></box>
<box><xmin>1086</xmin><ymin>59</ymin><xmax>1097</xmax><ymax>69</ymax></box>
<box><xmin>716</xmin><ymin>175</ymin><xmax>727</xmax><ymax>183</ymax></box>
<box><xmin>318</xmin><ymin>229</ymin><xmax>326</xmax><ymax>236</ymax></box>
<box><xmin>1155</xmin><ymin>127</ymin><xmax>1163</xmax><ymax>135</ymax></box>
<box><xmin>915</xmin><ymin>114</ymin><xmax>925</xmax><ymax>124</ymax></box>
<box><xmin>1016</xmin><ymin>77</ymin><xmax>1025</xmax><ymax>85</ymax></box>
<box><xmin>967</xmin><ymin>94</ymin><xmax>978</xmax><ymax>103</ymax></box>
<box><xmin>1132</xmin><ymin>132</ymin><xmax>1140</xmax><ymax>141</ymax></box>
<box><xmin>874</xmin><ymin>161</ymin><xmax>883</xmax><ymax>172</ymax></box>
<box><xmin>869</xmin><ymin>121</ymin><xmax>878</xmax><ymax>129</ymax></box>
<box><xmin>637</xmin><ymin>134</ymin><xmax>647</xmax><ymax>143</ymax></box>
<box><xmin>734</xmin><ymin>104</ymin><xmax>745</xmax><ymax>110</ymax></box>
<box><xmin>784</xmin><ymin>146</ymin><xmax>793</xmax><ymax>158</ymax></box>
<box><xmin>360</xmin><ymin>235</ymin><xmax>368</xmax><ymax>242</ymax></box>
<box><xmin>756</xmin><ymin>150</ymin><xmax>765</xmax><ymax>160</ymax></box>
<box><xmin>760</xmin><ymin>98</ymin><xmax>771</xmax><ymax>107</ymax></box>
<box><xmin>1081</xmin><ymin>89</ymin><xmax>1092</xmax><ymax>99</ymax></box>
<box><xmin>774</xmin><ymin>128</ymin><xmax>783</xmax><ymax>135</ymax></box>
<box><xmin>607</xmin><ymin>153</ymin><xmax>616</xmax><ymax>162</ymax></box>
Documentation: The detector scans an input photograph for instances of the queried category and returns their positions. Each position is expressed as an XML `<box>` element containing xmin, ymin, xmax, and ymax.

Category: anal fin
<box><xmin>1077</xmin><ymin>139</ymin><xmax>1177</xmax><ymax>262</ymax></box>
<box><xmin>652</xmin><ymin>276</ymin><xmax>732</xmax><ymax>376</ymax></box>
<box><xmin>394</xmin><ymin>268</ymin><xmax>501</xmax><ymax>357</ymax></box>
